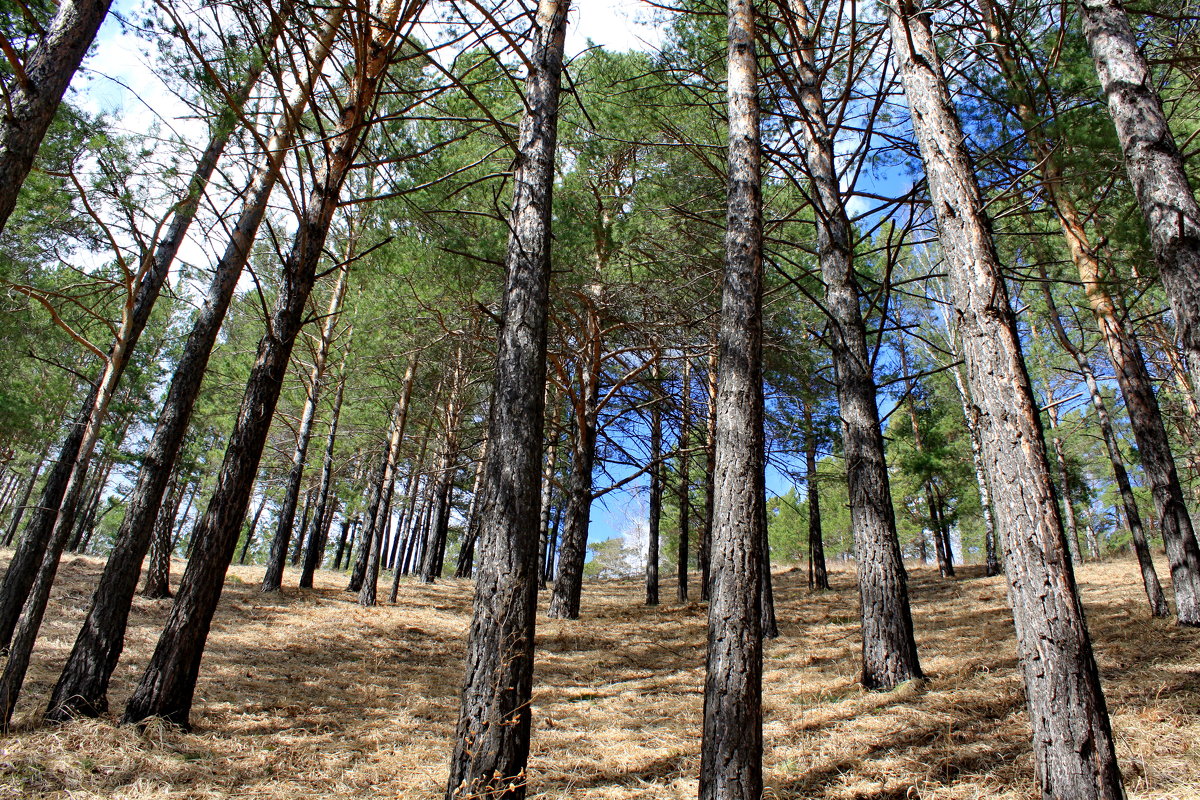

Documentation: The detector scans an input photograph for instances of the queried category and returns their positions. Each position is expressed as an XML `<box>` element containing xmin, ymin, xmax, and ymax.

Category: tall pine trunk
<box><xmin>122</xmin><ymin>0</ymin><xmax>408</xmax><ymax>727</ymax></box>
<box><xmin>888</xmin><ymin>3</ymin><xmax>1124</xmax><ymax>796</ymax></box>
<box><xmin>445</xmin><ymin>2</ymin><xmax>569</xmax><ymax>795</ymax></box>
<box><xmin>700</xmin><ymin>2</ymin><xmax>764</xmax><ymax>797</ymax></box>
<box><xmin>783</xmin><ymin>0</ymin><xmax>920</xmax><ymax>686</ymax></box>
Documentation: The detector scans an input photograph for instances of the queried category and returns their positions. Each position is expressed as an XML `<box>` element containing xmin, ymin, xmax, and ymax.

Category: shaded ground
<box><xmin>0</xmin><ymin>553</ymin><xmax>1197</xmax><ymax>798</ymax></box>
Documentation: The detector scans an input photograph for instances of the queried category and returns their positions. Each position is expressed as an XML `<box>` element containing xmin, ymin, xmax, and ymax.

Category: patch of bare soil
<box><xmin>0</xmin><ymin>554</ymin><xmax>1197</xmax><ymax>799</ymax></box>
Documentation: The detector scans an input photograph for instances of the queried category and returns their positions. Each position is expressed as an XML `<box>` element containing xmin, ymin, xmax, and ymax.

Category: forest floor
<box><xmin>0</xmin><ymin>553</ymin><xmax>1198</xmax><ymax>799</ymax></box>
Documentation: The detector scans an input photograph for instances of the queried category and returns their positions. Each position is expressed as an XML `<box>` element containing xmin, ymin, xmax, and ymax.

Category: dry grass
<box><xmin>1</xmin><ymin>553</ymin><xmax>1198</xmax><ymax>799</ymax></box>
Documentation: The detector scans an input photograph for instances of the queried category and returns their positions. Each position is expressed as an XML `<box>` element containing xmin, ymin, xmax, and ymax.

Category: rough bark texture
<box><xmin>141</xmin><ymin>481</ymin><xmax>182</xmax><ymax>601</ymax></box>
<box><xmin>0</xmin><ymin>0</ymin><xmax>114</xmax><ymax>233</ymax></box>
<box><xmin>701</xmin><ymin>346</ymin><xmax>717</xmax><ymax>600</ymax></box>
<box><xmin>445</xmin><ymin>2</ymin><xmax>568</xmax><ymax>796</ymax></box>
<box><xmin>699</xmin><ymin>3</ymin><xmax>764</xmax><ymax>798</ymax></box>
<box><xmin>980</xmin><ymin>0</ymin><xmax>1192</xmax><ymax>622</ymax></box>
<box><xmin>1081</xmin><ymin>0</ymin><xmax>1200</xmax><ymax>399</ymax></box>
<box><xmin>122</xmin><ymin>0</ymin><xmax>403</xmax><ymax>727</ymax></box>
<box><xmin>41</xmin><ymin>4</ymin><xmax>333</xmax><ymax>723</ymax></box>
<box><xmin>784</xmin><ymin>0</ymin><xmax>921</xmax><ymax>688</ymax></box>
<box><xmin>889</xmin><ymin>3</ymin><xmax>1124</xmax><ymax>797</ymax></box>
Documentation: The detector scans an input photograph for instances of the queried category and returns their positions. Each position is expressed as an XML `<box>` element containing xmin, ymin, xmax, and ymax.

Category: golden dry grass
<box><xmin>1</xmin><ymin>553</ymin><xmax>1198</xmax><ymax>799</ymax></box>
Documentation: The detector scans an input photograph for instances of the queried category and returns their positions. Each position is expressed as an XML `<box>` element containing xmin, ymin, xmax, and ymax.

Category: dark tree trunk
<box><xmin>784</xmin><ymin>0</ymin><xmax>921</xmax><ymax>688</ymax></box>
<box><xmin>802</xmin><ymin>400</ymin><xmax>827</xmax><ymax>591</ymax></box>
<box><xmin>0</xmin><ymin>0</ymin><xmax>115</xmax><ymax>233</ymax></box>
<box><xmin>39</xmin><ymin>2</ymin><xmax>331</xmax><ymax>725</ymax></box>
<box><xmin>546</xmin><ymin>297</ymin><xmax>602</xmax><ymax>620</ymax></box>
<box><xmin>140</xmin><ymin>480</ymin><xmax>182</xmax><ymax>601</ymax></box>
<box><xmin>677</xmin><ymin>357</ymin><xmax>691</xmax><ymax>602</ymax></box>
<box><xmin>646</xmin><ymin>358</ymin><xmax>663</xmax><ymax>606</ymax></box>
<box><xmin>889</xmin><ymin>3</ymin><xmax>1124</xmax><ymax>796</ymax></box>
<box><xmin>544</xmin><ymin>503</ymin><xmax>563</xmax><ymax>584</ymax></box>
<box><xmin>1081</xmin><ymin>0</ymin><xmax>1200</xmax><ymax>400</ymax></box>
<box><xmin>700</xmin><ymin>3</ymin><xmax>764</xmax><ymax>798</ymax></box>
<box><xmin>289</xmin><ymin>490</ymin><xmax>314</xmax><ymax>567</ymax></box>
<box><xmin>445</xmin><ymin>2</ymin><xmax>568</xmax><ymax>796</ymax></box>
<box><xmin>301</xmin><ymin>368</ymin><xmax>348</xmax><ymax>588</ymax></box>
<box><xmin>121</xmin><ymin>1</ymin><xmax>401</xmax><ymax>727</ymax></box>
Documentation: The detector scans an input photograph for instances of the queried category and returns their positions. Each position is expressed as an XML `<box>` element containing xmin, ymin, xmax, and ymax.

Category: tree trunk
<box><xmin>41</xmin><ymin>3</ymin><xmax>337</xmax><ymax>725</ymax></box>
<box><xmin>445</xmin><ymin>2</ymin><xmax>568</xmax><ymax>796</ymax></box>
<box><xmin>700</xmin><ymin>3</ymin><xmax>764</xmax><ymax>797</ymax></box>
<box><xmin>1081</xmin><ymin>0</ymin><xmax>1200</xmax><ymax>400</ymax></box>
<box><xmin>784</xmin><ymin>0</ymin><xmax>921</xmax><ymax>688</ymax></box>
<box><xmin>1037</xmin><ymin>279</ymin><xmax>1167</xmax><ymax>615</ymax></box>
<box><xmin>546</xmin><ymin>292</ymin><xmax>602</xmax><ymax>620</ymax></box>
<box><xmin>677</xmin><ymin>357</ymin><xmax>691</xmax><ymax>601</ymax></box>
<box><xmin>141</xmin><ymin>479</ymin><xmax>183</xmax><ymax>601</ymax></box>
<box><xmin>263</xmin><ymin>260</ymin><xmax>351</xmax><ymax>590</ymax></box>
<box><xmin>0</xmin><ymin>0</ymin><xmax>115</xmax><ymax>233</ymax></box>
<box><xmin>646</xmin><ymin>357</ymin><xmax>662</xmax><ymax>606</ymax></box>
<box><xmin>802</xmin><ymin>400</ymin><xmax>827</xmax><ymax>590</ymax></box>
<box><xmin>121</xmin><ymin>1</ymin><xmax>404</xmax><ymax>728</ymax></box>
<box><xmin>422</xmin><ymin>351</ymin><xmax>467</xmax><ymax>584</ymax></box>
<box><xmin>949</xmin><ymin>363</ymin><xmax>1000</xmax><ymax>577</ymax></box>
<box><xmin>301</xmin><ymin>365</ymin><xmax>348</xmax><ymax>588</ymax></box>
<box><xmin>888</xmin><ymin>3</ymin><xmax>1124</xmax><ymax>796</ymax></box>
<box><xmin>981</xmin><ymin>0</ymin><xmax>1194</xmax><ymax>622</ymax></box>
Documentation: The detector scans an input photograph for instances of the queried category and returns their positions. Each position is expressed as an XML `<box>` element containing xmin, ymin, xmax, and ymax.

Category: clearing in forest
<box><xmin>1</xmin><ymin>554</ymin><xmax>1198</xmax><ymax>799</ymax></box>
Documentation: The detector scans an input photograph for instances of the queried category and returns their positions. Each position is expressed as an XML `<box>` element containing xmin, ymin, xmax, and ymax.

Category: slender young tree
<box><xmin>700</xmin><ymin>1</ymin><xmax>764</xmax><ymax>797</ymax></box>
<box><xmin>445</xmin><ymin>2</ymin><xmax>570</xmax><ymax>796</ymax></box>
<box><xmin>887</xmin><ymin>2</ymin><xmax>1124</xmax><ymax>797</ymax></box>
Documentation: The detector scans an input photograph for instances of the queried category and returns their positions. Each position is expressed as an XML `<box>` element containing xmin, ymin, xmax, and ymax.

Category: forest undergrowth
<box><xmin>0</xmin><ymin>553</ymin><xmax>1197</xmax><ymax>799</ymax></box>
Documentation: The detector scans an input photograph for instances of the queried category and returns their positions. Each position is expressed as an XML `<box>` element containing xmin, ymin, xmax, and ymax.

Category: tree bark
<box><xmin>41</xmin><ymin>2</ymin><xmax>336</xmax><ymax>725</ymax></box>
<box><xmin>301</xmin><ymin>363</ymin><xmax>348</xmax><ymax>588</ymax></box>
<box><xmin>677</xmin><ymin>357</ymin><xmax>691</xmax><ymax>601</ymax></box>
<box><xmin>445</xmin><ymin>2</ymin><xmax>568</xmax><ymax>796</ymax></box>
<box><xmin>783</xmin><ymin>0</ymin><xmax>921</xmax><ymax>687</ymax></box>
<box><xmin>802</xmin><ymin>399</ymin><xmax>827</xmax><ymax>590</ymax></box>
<box><xmin>141</xmin><ymin>479</ymin><xmax>183</xmax><ymax>601</ymax></box>
<box><xmin>0</xmin><ymin>0</ymin><xmax>115</xmax><ymax>233</ymax></box>
<box><xmin>362</xmin><ymin>362</ymin><xmax>416</xmax><ymax>605</ymax></box>
<box><xmin>121</xmin><ymin>0</ymin><xmax>405</xmax><ymax>728</ymax></box>
<box><xmin>701</xmin><ymin>344</ymin><xmax>717</xmax><ymax>600</ymax></box>
<box><xmin>700</xmin><ymin>3</ymin><xmax>764</xmax><ymax>797</ymax></box>
<box><xmin>1080</xmin><ymin>0</ymin><xmax>1200</xmax><ymax>400</ymax></box>
<box><xmin>981</xmin><ymin>0</ymin><xmax>1195</xmax><ymax>622</ymax></box>
<box><xmin>888</xmin><ymin>3</ymin><xmax>1124</xmax><ymax>797</ymax></box>
<box><xmin>2</xmin><ymin>442</ymin><xmax>49</xmax><ymax>547</ymax></box>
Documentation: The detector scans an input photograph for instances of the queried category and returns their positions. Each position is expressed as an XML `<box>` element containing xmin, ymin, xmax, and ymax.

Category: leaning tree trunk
<box><xmin>263</xmin><ymin>261</ymin><xmax>351</xmax><ymax>590</ymax></box>
<box><xmin>1036</xmin><ymin>277</ymin><xmax>1167</xmax><ymax>615</ymax></box>
<box><xmin>1081</xmin><ymin>0</ymin><xmax>1200</xmax><ymax>401</ymax></box>
<box><xmin>300</xmin><ymin>363</ymin><xmax>349</xmax><ymax>588</ymax></box>
<box><xmin>43</xmin><ymin>2</ymin><xmax>338</xmax><ymax>724</ymax></box>
<box><xmin>700</xmin><ymin>3</ymin><xmax>764</xmax><ymax>798</ymax></box>
<box><xmin>2</xmin><ymin>443</ymin><xmax>49</xmax><ymax>547</ymax></box>
<box><xmin>445</xmin><ymin>2</ymin><xmax>568</xmax><ymax>796</ymax></box>
<box><xmin>141</xmin><ymin>479</ymin><xmax>184</xmax><ymax>600</ymax></box>
<box><xmin>121</xmin><ymin>0</ymin><xmax>407</xmax><ymax>728</ymax></box>
<box><xmin>0</xmin><ymin>0</ymin><xmax>116</xmax><ymax>233</ymax></box>
<box><xmin>784</xmin><ymin>0</ymin><xmax>920</xmax><ymax>687</ymax></box>
<box><xmin>888</xmin><ymin>3</ymin><xmax>1125</xmax><ymax>797</ymax></box>
<box><xmin>980</xmin><ymin>0</ymin><xmax>1198</xmax><ymax>624</ymax></box>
